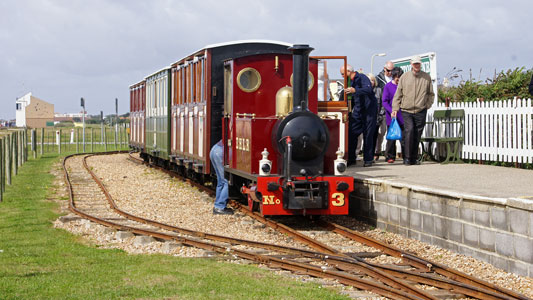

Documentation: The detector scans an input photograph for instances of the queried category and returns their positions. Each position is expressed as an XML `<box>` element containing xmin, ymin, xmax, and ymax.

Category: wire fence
<box><xmin>0</xmin><ymin>125</ymin><xmax>130</xmax><ymax>202</ymax></box>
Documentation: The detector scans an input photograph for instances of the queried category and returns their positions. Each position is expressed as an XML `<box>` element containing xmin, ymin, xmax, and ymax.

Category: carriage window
<box><xmin>171</xmin><ymin>69</ymin><xmax>176</xmax><ymax>105</ymax></box>
<box><xmin>290</xmin><ymin>71</ymin><xmax>315</xmax><ymax>91</ymax></box>
<box><xmin>224</xmin><ymin>63</ymin><xmax>233</xmax><ymax>115</ymax></box>
<box><xmin>200</xmin><ymin>59</ymin><xmax>205</xmax><ymax>101</ymax></box>
<box><xmin>237</xmin><ymin>67</ymin><xmax>261</xmax><ymax>92</ymax></box>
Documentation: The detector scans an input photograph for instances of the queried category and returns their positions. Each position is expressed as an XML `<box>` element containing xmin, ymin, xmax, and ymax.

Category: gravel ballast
<box><xmin>53</xmin><ymin>153</ymin><xmax>532</xmax><ymax>298</ymax></box>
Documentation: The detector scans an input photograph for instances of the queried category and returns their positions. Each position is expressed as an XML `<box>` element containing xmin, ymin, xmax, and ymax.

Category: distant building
<box><xmin>15</xmin><ymin>92</ymin><xmax>54</xmax><ymax>128</ymax></box>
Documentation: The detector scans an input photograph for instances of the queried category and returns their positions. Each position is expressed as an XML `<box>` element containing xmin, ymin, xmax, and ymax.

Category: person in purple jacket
<box><xmin>382</xmin><ymin>67</ymin><xmax>405</xmax><ymax>163</ymax></box>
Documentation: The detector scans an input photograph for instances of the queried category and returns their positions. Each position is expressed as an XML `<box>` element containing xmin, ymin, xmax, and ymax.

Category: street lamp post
<box><xmin>370</xmin><ymin>53</ymin><xmax>387</xmax><ymax>75</ymax></box>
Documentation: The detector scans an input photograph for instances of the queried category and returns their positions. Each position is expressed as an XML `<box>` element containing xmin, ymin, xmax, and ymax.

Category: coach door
<box><xmin>223</xmin><ymin>61</ymin><xmax>233</xmax><ymax>166</ymax></box>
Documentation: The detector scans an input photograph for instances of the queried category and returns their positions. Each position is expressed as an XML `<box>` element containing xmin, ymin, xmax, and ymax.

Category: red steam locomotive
<box><xmin>130</xmin><ymin>40</ymin><xmax>354</xmax><ymax>216</ymax></box>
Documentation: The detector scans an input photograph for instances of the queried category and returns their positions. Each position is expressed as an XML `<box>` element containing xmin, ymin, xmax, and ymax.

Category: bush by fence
<box><xmin>439</xmin><ymin>67</ymin><xmax>533</xmax><ymax>103</ymax></box>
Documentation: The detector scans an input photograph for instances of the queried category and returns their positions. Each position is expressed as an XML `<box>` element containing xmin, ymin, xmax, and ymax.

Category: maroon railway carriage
<box><xmin>130</xmin><ymin>40</ymin><xmax>354</xmax><ymax>216</ymax></box>
<box><xmin>129</xmin><ymin>80</ymin><xmax>145</xmax><ymax>151</ymax></box>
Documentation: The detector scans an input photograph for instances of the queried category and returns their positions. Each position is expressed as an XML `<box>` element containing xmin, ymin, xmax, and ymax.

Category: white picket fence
<box><xmin>430</xmin><ymin>98</ymin><xmax>533</xmax><ymax>163</ymax></box>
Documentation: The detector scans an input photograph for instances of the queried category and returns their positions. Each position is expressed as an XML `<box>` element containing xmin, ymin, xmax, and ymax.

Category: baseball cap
<box><xmin>410</xmin><ymin>55</ymin><xmax>422</xmax><ymax>64</ymax></box>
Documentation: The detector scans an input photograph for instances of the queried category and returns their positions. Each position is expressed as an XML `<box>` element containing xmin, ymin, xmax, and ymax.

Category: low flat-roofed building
<box><xmin>15</xmin><ymin>92</ymin><xmax>54</xmax><ymax>128</ymax></box>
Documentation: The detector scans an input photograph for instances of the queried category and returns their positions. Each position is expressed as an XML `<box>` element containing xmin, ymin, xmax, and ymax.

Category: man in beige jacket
<box><xmin>391</xmin><ymin>55</ymin><xmax>434</xmax><ymax>165</ymax></box>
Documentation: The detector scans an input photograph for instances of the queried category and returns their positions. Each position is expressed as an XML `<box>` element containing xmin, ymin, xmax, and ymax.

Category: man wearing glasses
<box><xmin>376</xmin><ymin>61</ymin><xmax>395</xmax><ymax>89</ymax></box>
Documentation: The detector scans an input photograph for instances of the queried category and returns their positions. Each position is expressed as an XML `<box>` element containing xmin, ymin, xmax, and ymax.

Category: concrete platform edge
<box><xmin>351</xmin><ymin>176</ymin><xmax>533</xmax><ymax>278</ymax></box>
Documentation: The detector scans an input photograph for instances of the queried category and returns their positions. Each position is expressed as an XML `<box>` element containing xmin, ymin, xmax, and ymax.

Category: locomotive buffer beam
<box><xmin>283</xmin><ymin>180</ymin><xmax>329</xmax><ymax>210</ymax></box>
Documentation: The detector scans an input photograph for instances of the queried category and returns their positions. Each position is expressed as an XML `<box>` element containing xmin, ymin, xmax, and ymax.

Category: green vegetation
<box><xmin>439</xmin><ymin>67</ymin><xmax>533</xmax><ymax>102</ymax></box>
<box><xmin>0</xmin><ymin>154</ymin><xmax>348</xmax><ymax>299</ymax></box>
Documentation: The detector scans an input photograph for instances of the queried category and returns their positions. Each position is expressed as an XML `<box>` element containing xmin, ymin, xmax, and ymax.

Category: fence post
<box><xmin>90</xmin><ymin>128</ymin><xmax>93</xmax><ymax>152</ymax></box>
<box><xmin>104</xmin><ymin>127</ymin><xmax>108</xmax><ymax>151</ymax></box>
<box><xmin>21</xmin><ymin>130</ymin><xmax>25</xmax><ymax>164</ymax></box>
<box><xmin>114</xmin><ymin>125</ymin><xmax>117</xmax><ymax>150</ymax></box>
<box><xmin>58</xmin><ymin>129</ymin><xmax>62</xmax><ymax>154</ymax></box>
<box><xmin>17</xmin><ymin>131</ymin><xmax>21</xmax><ymax>167</ymax></box>
<box><xmin>24</xmin><ymin>128</ymin><xmax>28</xmax><ymax>163</ymax></box>
<box><xmin>1</xmin><ymin>137</ymin><xmax>4</xmax><ymax>201</ymax></box>
<box><xmin>6</xmin><ymin>135</ymin><xmax>11</xmax><ymax>185</ymax></box>
<box><xmin>40</xmin><ymin>128</ymin><xmax>44</xmax><ymax>156</ymax></box>
<box><xmin>13</xmin><ymin>132</ymin><xmax>19</xmax><ymax>175</ymax></box>
<box><xmin>31</xmin><ymin>129</ymin><xmax>36</xmax><ymax>159</ymax></box>
<box><xmin>21</xmin><ymin>130</ymin><xmax>25</xmax><ymax>163</ymax></box>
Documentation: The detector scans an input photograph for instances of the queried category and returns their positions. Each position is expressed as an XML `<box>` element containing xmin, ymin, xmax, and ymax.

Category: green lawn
<box><xmin>0</xmin><ymin>154</ymin><xmax>349</xmax><ymax>300</ymax></box>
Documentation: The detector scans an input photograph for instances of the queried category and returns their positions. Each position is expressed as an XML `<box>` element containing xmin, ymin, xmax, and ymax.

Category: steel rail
<box><xmin>107</xmin><ymin>154</ymin><xmax>439</xmax><ymax>299</ymax></box>
<box><xmin>231</xmin><ymin>200</ymin><xmax>520</xmax><ymax>300</ymax></box>
<box><xmin>125</xmin><ymin>152</ymin><xmax>528</xmax><ymax>300</ymax></box>
<box><xmin>63</xmin><ymin>153</ymin><xmax>424</xmax><ymax>300</ymax></box>
<box><xmin>317</xmin><ymin>220</ymin><xmax>529</xmax><ymax>300</ymax></box>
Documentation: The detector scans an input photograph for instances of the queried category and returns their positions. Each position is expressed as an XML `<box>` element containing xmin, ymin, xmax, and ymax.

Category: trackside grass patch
<box><xmin>0</xmin><ymin>154</ymin><xmax>349</xmax><ymax>299</ymax></box>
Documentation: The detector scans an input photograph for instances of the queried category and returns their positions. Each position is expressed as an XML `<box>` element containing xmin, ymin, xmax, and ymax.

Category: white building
<box><xmin>15</xmin><ymin>92</ymin><xmax>55</xmax><ymax>127</ymax></box>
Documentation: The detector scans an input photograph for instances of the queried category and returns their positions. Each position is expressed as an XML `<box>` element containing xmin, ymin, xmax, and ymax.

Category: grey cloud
<box><xmin>1</xmin><ymin>0</ymin><xmax>532</xmax><ymax>120</ymax></box>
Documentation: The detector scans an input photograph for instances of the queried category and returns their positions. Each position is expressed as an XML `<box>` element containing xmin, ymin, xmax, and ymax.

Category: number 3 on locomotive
<box><xmin>331</xmin><ymin>193</ymin><xmax>345</xmax><ymax>207</ymax></box>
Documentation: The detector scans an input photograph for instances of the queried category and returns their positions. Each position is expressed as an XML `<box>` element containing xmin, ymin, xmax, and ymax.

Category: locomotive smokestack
<box><xmin>288</xmin><ymin>44</ymin><xmax>314</xmax><ymax>112</ymax></box>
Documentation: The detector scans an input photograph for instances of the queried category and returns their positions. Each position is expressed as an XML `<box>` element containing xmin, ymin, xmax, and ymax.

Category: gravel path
<box><xmin>53</xmin><ymin>153</ymin><xmax>532</xmax><ymax>299</ymax></box>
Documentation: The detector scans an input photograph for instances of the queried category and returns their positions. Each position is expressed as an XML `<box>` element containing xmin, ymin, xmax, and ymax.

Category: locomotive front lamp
<box><xmin>334</xmin><ymin>147</ymin><xmax>347</xmax><ymax>175</ymax></box>
<box><xmin>259</xmin><ymin>148</ymin><xmax>272</xmax><ymax>176</ymax></box>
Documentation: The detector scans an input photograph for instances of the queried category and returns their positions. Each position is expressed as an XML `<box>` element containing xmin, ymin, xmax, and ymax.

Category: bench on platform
<box><xmin>421</xmin><ymin>109</ymin><xmax>464</xmax><ymax>164</ymax></box>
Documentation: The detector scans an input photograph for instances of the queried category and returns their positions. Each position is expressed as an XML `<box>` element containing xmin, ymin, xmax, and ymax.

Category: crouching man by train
<box><xmin>210</xmin><ymin>140</ymin><xmax>234</xmax><ymax>215</ymax></box>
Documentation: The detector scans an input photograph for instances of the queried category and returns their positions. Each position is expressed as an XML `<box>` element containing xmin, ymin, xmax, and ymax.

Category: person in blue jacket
<box><xmin>340</xmin><ymin>64</ymin><xmax>377</xmax><ymax>167</ymax></box>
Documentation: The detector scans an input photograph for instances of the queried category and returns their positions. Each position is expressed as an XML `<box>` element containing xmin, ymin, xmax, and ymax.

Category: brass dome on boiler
<box><xmin>275</xmin><ymin>86</ymin><xmax>293</xmax><ymax>117</ymax></box>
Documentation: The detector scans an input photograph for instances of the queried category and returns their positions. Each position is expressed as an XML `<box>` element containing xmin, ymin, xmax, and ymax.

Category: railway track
<box><xmin>63</xmin><ymin>152</ymin><xmax>530</xmax><ymax>300</ymax></box>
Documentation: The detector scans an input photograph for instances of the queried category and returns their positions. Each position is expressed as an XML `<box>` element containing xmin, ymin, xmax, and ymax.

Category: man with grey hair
<box><xmin>376</xmin><ymin>61</ymin><xmax>395</xmax><ymax>89</ymax></box>
<box><xmin>340</xmin><ymin>64</ymin><xmax>377</xmax><ymax>167</ymax></box>
<box><xmin>391</xmin><ymin>55</ymin><xmax>434</xmax><ymax>165</ymax></box>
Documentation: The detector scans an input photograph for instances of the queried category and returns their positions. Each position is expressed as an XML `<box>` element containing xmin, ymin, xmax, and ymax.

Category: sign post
<box><xmin>81</xmin><ymin>97</ymin><xmax>86</xmax><ymax>152</ymax></box>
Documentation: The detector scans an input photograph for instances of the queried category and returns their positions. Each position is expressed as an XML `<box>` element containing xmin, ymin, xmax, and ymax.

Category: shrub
<box><xmin>439</xmin><ymin>67</ymin><xmax>533</xmax><ymax>102</ymax></box>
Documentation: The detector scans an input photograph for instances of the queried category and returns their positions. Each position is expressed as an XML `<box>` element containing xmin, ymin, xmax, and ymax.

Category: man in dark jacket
<box><xmin>376</xmin><ymin>61</ymin><xmax>395</xmax><ymax>89</ymax></box>
<box><xmin>341</xmin><ymin>64</ymin><xmax>377</xmax><ymax>167</ymax></box>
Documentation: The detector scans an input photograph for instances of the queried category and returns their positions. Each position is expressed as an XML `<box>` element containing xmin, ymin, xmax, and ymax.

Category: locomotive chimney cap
<box><xmin>288</xmin><ymin>44</ymin><xmax>314</xmax><ymax>52</ymax></box>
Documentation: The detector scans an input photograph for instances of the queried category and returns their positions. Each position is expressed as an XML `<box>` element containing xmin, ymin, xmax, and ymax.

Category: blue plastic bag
<box><xmin>386</xmin><ymin>117</ymin><xmax>402</xmax><ymax>140</ymax></box>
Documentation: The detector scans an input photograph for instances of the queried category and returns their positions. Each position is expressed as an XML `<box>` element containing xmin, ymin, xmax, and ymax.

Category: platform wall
<box><xmin>350</xmin><ymin>178</ymin><xmax>533</xmax><ymax>277</ymax></box>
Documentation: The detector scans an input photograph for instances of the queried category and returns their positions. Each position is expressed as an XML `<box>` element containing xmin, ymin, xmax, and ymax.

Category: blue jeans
<box><xmin>210</xmin><ymin>142</ymin><xmax>228</xmax><ymax>209</ymax></box>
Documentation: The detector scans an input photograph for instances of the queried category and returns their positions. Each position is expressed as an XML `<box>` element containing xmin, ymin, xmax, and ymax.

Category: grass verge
<box><xmin>0</xmin><ymin>153</ymin><xmax>348</xmax><ymax>299</ymax></box>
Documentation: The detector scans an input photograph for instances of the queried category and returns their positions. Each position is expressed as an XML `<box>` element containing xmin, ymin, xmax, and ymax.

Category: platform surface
<box><xmin>345</xmin><ymin>160</ymin><xmax>533</xmax><ymax>202</ymax></box>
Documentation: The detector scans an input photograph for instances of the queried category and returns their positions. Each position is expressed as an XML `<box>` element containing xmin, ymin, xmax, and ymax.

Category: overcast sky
<box><xmin>2</xmin><ymin>0</ymin><xmax>532</xmax><ymax>120</ymax></box>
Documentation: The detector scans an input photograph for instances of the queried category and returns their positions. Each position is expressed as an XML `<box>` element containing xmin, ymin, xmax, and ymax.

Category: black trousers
<box><xmin>402</xmin><ymin>109</ymin><xmax>427</xmax><ymax>162</ymax></box>
<box><xmin>385</xmin><ymin>124</ymin><xmax>405</xmax><ymax>160</ymax></box>
<box><xmin>348</xmin><ymin>109</ymin><xmax>377</xmax><ymax>163</ymax></box>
